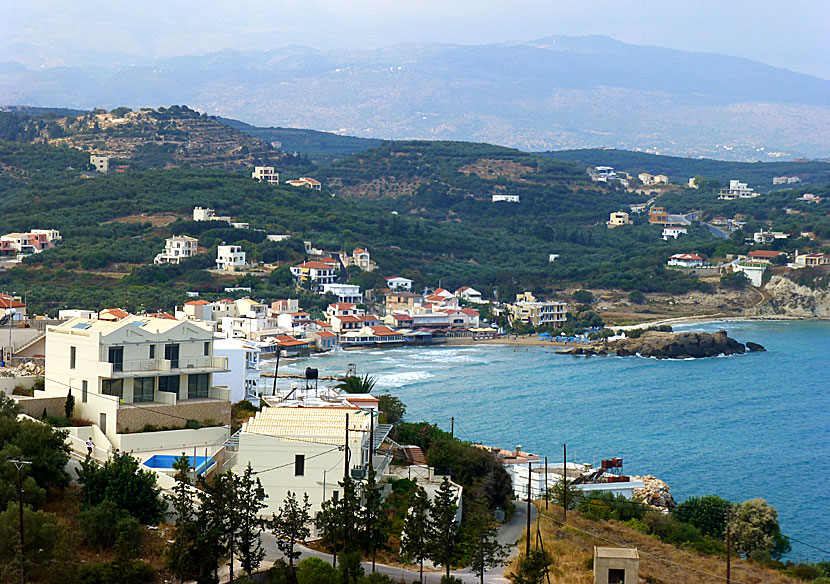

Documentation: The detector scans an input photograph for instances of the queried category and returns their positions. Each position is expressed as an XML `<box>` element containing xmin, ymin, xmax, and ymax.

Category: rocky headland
<box><xmin>559</xmin><ymin>329</ymin><xmax>765</xmax><ymax>359</ymax></box>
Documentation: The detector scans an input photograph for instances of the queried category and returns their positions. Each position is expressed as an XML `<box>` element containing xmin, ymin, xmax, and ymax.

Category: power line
<box><xmin>251</xmin><ymin>445</ymin><xmax>342</xmax><ymax>476</ymax></box>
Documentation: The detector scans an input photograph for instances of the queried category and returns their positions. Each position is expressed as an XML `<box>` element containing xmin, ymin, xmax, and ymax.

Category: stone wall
<box><xmin>116</xmin><ymin>399</ymin><xmax>231</xmax><ymax>434</ymax></box>
<box><xmin>13</xmin><ymin>395</ymin><xmax>66</xmax><ymax>419</ymax></box>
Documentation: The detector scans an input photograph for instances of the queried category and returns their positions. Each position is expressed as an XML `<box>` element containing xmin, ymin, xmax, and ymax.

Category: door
<box><xmin>99</xmin><ymin>412</ymin><xmax>107</xmax><ymax>435</ymax></box>
<box><xmin>108</xmin><ymin>346</ymin><xmax>123</xmax><ymax>372</ymax></box>
<box><xmin>165</xmin><ymin>344</ymin><xmax>179</xmax><ymax>368</ymax></box>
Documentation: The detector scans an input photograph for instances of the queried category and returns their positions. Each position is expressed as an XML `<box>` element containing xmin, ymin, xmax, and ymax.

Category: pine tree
<box><xmin>465</xmin><ymin>499</ymin><xmax>509</xmax><ymax>584</ymax></box>
<box><xmin>235</xmin><ymin>463</ymin><xmax>267</xmax><ymax>576</ymax></box>
<box><xmin>429</xmin><ymin>476</ymin><xmax>461</xmax><ymax>579</ymax></box>
<box><xmin>166</xmin><ymin>456</ymin><xmax>199</xmax><ymax>582</ymax></box>
<box><xmin>271</xmin><ymin>490</ymin><xmax>312</xmax><ymax>569</ymax></box>
<box><xmin>359</xmin><ymin>469</ymin><xmax>390</xmax><ymax>572</ymax></box>
<box><xmin>400</xmin><ymin>485</ymin><xmax>432</xmax><ymax>583</ymax></box>
<box><xmin>315</xmin><ymin>476</ymin><xmax>359</xmax><ymax>568</ymax></box>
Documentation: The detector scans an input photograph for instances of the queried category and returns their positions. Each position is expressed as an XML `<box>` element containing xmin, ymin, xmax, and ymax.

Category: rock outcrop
<box><xmin>632</xmin><ymin>475</ymin><xmax>676</xmax><ymax>513</ymax></box>
<box><xmin>559</xmin><ymin>330</ymin><xmax>761</xmax><ymax>359</ymax></box>
<box><xmin>753</xmin><ymin>273</ymin><xmax>830</xmax><ymax>318</ymax></box>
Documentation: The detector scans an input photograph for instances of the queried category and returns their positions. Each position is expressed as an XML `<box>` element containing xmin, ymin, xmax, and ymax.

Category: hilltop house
<box><xmin>216</xmin><ymin>245</ymin><xmax>246</xmax><ymax>272</ymax></box>
<box><xmin>344</xmin><ymin>248</ymin><xmax>377</xmax><ymax>272</ymax></box>
<box><xmin>667</xmin><ymin>254</ymin><xmax>706</xmax><ymax>268</ymax></box>
<box><xmin>0</xmin><ymin>229</ymin><xmax>61</xmax><ymax>258</ymax></box>
<box><xmin>321</xmin><ymin>283</ymin><xmax>363</xmax><ymax>304</ymax></box>
<box><xmin>753</xmin><ymin>230</ymin><xmax>789</xmax><ymax>244</ymax></box>
<box><xmin>285</xmin><ymin>177</ymin><xmax>322</xmax><ymax>190</ymax></box>
<box><xmin>492</xmin><ymin>194</ymin><xmax>520</xmax><ymax>203</ymax></box>
<box><xmin>154</xmin><ymin>235</ymin><xmax>198</xmax><ymax>265</ymax></box>
<box><xmin>90</xmin><ymin>155</ymin><xmax>110</xmax><ymax>174</ymax></box>
<box><xmin>454</xmin><ymin>286</ymin><xmax>483</xmax><ymax>303</ymax></box>
<box><xmin>648</xmin><ymin>207</ymin><xmax>668</xmax><ymax>225</ymax></box>
<box><xmin>662</xmin><ymin>226</ymin><xmax>688</xmax><ymax>240</ymax></box>
<box><xmin>42</xmin><ymin>315</ymin><xmax>231</xmax><ymax>447</ymax></box>
<box><xmin>748</xmin><ymin>250</ymin><xmax>784</xmax><ymax>264</ymax></box>
<box><xmin>385</xmin><ymin>291</ymin><xmax>423</xmax><ymax>313</ymax></box>
<box><xmin>290</xmin><ymin>261</ymin><xmax>337</xmax><ymax>290</ymax></box>
<box><xmin>607</xmin><ymin>212</ymin><xmax>630</xmax><ymax>228</ymax></box>
<box><xmin>794</xmin><ymin>252</ymin><xmax>830</xmax><ymax>267</ymax></box>
<box><xmin>252</xmin><ymin>166</ymin><xmax>279</xmax><ymax>185</ymax></box>
<box><xmin>719</xmin><ymin>180</ymin><xmax>758</xmax><ymax>200</ymax></box>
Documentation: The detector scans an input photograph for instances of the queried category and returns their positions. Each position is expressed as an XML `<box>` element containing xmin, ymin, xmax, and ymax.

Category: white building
<box><xmin>321</xmin><ymin>283</ymin><xmax>363</xmax><ymax>304</ymax></box>
<box><xmin>252</xmin><ymin>166</ymin><xmax>279</xmax><ymax>185</ymax></box>
<box><xmin>492</xmin><ymin>194</ymin><xmax>520</xmax><ymax>203</ymax></box>
<box><xmin>732</xmin><ymin>262</ymin><xmax>767</xmax><ymax>287</ymax></box>
<box><xmin>233</xmin><ymin>406</ymin><xmax>389</xmax><ymax>515</ymax></box>
<box><xmin>753</xmin><ymin>230</ymin><xmax>789</xmax><ymax>244</ymax></box>
<box><xmin>667</xmin><ymin>254</ymin><xmax>706</xmax><ymax>268</ymax></box>
<box><xmin>154</xmin><ymin>235</ymin><xmax>198</xmax><ymax>265</ymax></box>
<box><xmin>193</xmin><ymin>206</ymin><xmax>216</xmax><ymax>221</ymax></box>
<box><xmin>90</xmin><ymin>155</ymin><xmax>110</xmax><ymax>174</ymax></box>
<box><xmin>43</xmin><ymin>316</ymin><xmax>230</xmax><ymax>445</ymax></box>
<box><xmin>344</xmin><ymin>248</ymin><xmax>376</xmax><ymax>272</ymax></box>
<box><xmin>290</xmin><ymin>261</ymin><xmax>338</xmax><ymax>290</ymax></box>
<box><xmin>212</xmin><ymin>338</ymin><xmax>262</xmax><ymax>405</ymax></box>
<box><xmin>216</xmin><ymin>245</ymin><xmax>247</xmax><ymax>272</ymax></box>
<box><xmin>454</xmin><ymin>287</ymin><xmax>483</xmax><ymax>303</ymax></box>
<box><xmin>0</xmin><ymin>230</ymin><xmax>61</xmax><ymax>258</ymax></box>
<box><xmin>385</xmin><ymin>276</ymin><xmax>413</xmax><ymax>291</ymax></box>
<box><xmin>718</xmin><ymin>180</ymin><xmax>758</xmax><ymax>200</ymax></box>
<box><xmin>508</xmin><ymin>299</ymin><xmax>567</xmax><ymax>328</ymax></box>
<box><xmin>662</xmin><ymin>226</ymin><xmax>688</xmax><ymax>240</ymax></box>
<box><xmin>285</xmin><ymin>177</ymin><xmax>322</xmax><ymax>190</ymax></box>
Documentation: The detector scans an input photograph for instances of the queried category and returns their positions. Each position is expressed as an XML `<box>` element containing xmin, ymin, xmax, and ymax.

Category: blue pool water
<box><xmin>278</xmin><ymin>320</ymin><xmax>829</xmax><ymax>560</ymax></box>
<box><xmin>144</xmin><ymin>454</ymin><xmax>212</xmax><ymax>475</ymax></box>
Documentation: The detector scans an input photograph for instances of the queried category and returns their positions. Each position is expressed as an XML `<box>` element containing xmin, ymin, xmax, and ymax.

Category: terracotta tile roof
<box><xmin>749</xmin><ymin>250</ymin><xmax>782</xmax><ymax>258</ymax></box>
<box><xmin>670</xmin><ymin>254</ymin><xmax>703</xmax><ymax>261</ymax></box>
<box><xmin>148</xmin><ymin>312</ymin><xmax>177</xmax><ymax>320</ymax></box>
<box><xmin>296</xmin><ymin>261</ymin><xmax>336</xmax><ymax>270</ymax></box>
<box><xmin>185</xmin><ymin>299</ymin><xmax>210</xmax><ymax>306</ymax></box>
<box><xmin>460</xmin><ymin>308</ymin><xmax>479</xmax><ymax>316</ymax></box>
<box><xmin>315</xmin><ymin>331</ymin><xmax>336</xmax><ymax>338</ymax></box>
<box><xmin>100</xmin><ymin>308</ymin><xmax>129</xmax><ymax>319</ymax></box>
<box><xmin>0</xmin><ymin>296</ymin><xmax>25</xmax><ymax>309</ymax></box>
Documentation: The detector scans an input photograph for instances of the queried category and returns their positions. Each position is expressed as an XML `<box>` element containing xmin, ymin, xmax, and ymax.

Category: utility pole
<box><xmin>369</xmin><ymin>411</ymin><xmax>374</xmax><ymax>471</ymax></box>
<box><xmin>563</xmin><ymin>443</ymin><xmax>567</xmax><ymax>523</ymax></box>
<box><xmin>545</xmin><ymin>456</ymin><xmax>549</xmax><ymax>510</ymax></box>
<box><xmin>726</xmin><ymin>506</ymin><xmax>731</xmax><ymax>584</ymax></box>
<box><xmin>344</xmin><ymin>413</ymin><xmax>350</xmax><ymax>479</ymax></box>
<box><xmin>450</xmin><ymin>416</ymin><xmax>454</xmax><ymax>439</ymax></box>
<box><xmin>8</xmin><ymin>458</ymin><xmax>31</xmax><ymax>584</ymax></box>
<box><xmin>271</xmin><ymin>351</ymin><xmax>280</xmax><ymax>396</ymax></box>
<box><xmin>526</xmin><ymin>461</ymin><xmax>532</xmax><ymax>558</ymax></box>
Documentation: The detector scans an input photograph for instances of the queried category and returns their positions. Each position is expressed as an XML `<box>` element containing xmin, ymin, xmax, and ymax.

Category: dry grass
<box><xmin>102</xmin><ymin>214</ymin><xmax>180</xmax><ymax>226</ymax></box>
<box><xmin>508</xmin><ymin>503</ymin><xmax>800</xmax><ymax>584</ymax></box>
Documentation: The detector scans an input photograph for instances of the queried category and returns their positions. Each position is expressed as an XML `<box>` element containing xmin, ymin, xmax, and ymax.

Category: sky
<box><xmin>3</xmin><ymin>0</ymin><xmax>830</xmax><ymax>79</ymax></box>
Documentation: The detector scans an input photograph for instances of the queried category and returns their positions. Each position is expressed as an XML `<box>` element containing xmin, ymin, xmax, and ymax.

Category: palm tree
<box><xmin>336</xmin><ymin>374</ymin><xmax>376</xmax><ymax>394</ymax></box>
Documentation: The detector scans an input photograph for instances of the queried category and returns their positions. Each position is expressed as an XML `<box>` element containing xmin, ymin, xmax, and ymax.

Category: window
<box><xmin>165</xmin><ymin>344</ymin><xmax>179</xmax><ymax>368</ymax></box>
<box><xmin>204</xmin><ymin>341</ymin><xmax>210</xmax><ymax>356</ymax></box>
<box><xmin>332</xmin><ymin>491</ymin><xmax>339</xmax><ymax>502</ymax></box>
<box><xmin>133</xmin><ymin>377</ymin><xmax>154</xmax><ymax>403</ymax></box>
<box><xmin>70</xmin><ymin>346</ymin><xmax>76</xmax><ymax>369</ymax></box>
<box><xmin>187</xmin><ymin>373</ymin><xmax>209</xmax><ymax>399</ymax></box>
<box><xmin>102</xmin><ymin>378</ymin><xmax>123</xmax><ymax>398</ymax></box>
<box><xmin>82</xmin><ymin>380</ymin><xmax>88</xmax><ymax>403</ymax></box>
<box><xmin>608</xmin><ymin>569</ymin><xmax>626</xmax><ymax>584</ymax></box>
<box><xmin>149</xmin><ymin>345</ymin><xmax>155</xmax><ymax>359</ymax></box>
<box><xmin>108</xmin><ymin>346</ymin><xmax>123</xmax><ymax>372</ymax></box>
<box><xmin>158</xmin><ymin>376</ymin><xmax>180</xmax><ymax>394</ymax></box>
<box><xmin>294</xmin><ymin>454</ymin><xmax>305</xmax><ymax>476</ymax></box>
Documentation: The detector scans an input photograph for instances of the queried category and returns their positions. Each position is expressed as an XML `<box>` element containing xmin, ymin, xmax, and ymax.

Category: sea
<box><xmin>270</xmin><ymin>320</ymin><xmax>829</xmax><ymax>561</ymax></box>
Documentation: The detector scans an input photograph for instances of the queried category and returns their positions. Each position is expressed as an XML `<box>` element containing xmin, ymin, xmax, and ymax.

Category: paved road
<box><xmin>704</xmin><ymin>223</ymin><xmax>730</xmax><ymax>239</ymax></box>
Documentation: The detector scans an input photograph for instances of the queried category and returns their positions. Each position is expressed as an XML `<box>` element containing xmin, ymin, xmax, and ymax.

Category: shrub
<box><xmin>78</xmin><ymin>500</ymin><xmax>142</xmax><ymax>553</ymax></box>
<box><xmin>184</xmin><ymin>419</ymin><xmax>201</xmax><ymax>430</ymax></box>
<box><xmin>296</xmin><ymin>557</ymin><xmax>339</xmax><ymax>584</ymax></box>
<box><xmin>628</xmin><ymin>290</ymin><xmax>646</xmax><ymax>304</ymax></box>
<box><xmin>12</xmin><ymin>384</ymin><xmax>34</xmax><ymax>397</ymax></box>
<box><xmin>76</xmin><ymin>453</ymin><xmax>165</xmax><ymax>524</ymax></box>
<box><xmin>673</xmin><ymin>495</ymin><xmax>732</xmax><ymax>539</ymax></box>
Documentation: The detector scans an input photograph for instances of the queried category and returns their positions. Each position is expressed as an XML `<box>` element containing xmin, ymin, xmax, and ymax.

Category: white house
<box><xmin>90</xmin><ymin>155</ymin><xmax>110</xmax><ymax>174</ymax></box>
<box><xmin>345</xmin><ymin>248</ymin><xmax>376</xmax><ymax>272</ymax></box>
<box><xmin>252</xmin><ymin>166</ymin><xmax>279</xmax><ymax>185</ymax></box>
<box><xmin>385</xmin><ymin>276</ymin><xmax>413</xmax><ymax>291</ymax></box>
<box><xmin>326</xmin><ymin>303</ymin><xmax>365</xmax><ymax>321</ymax></box>
<box><xmin>43</xmin><ymin>315</ymin><xmax>230</xmax><ymax>446</ymax></box>
<box><xmin>0</xmin><ymin>230</ymin><xmax>61</xmax><ymax>258</ymax></box>
<box><xmin>321</xmin><ymin>283</ymin><xmax>363</xmax><ymax>304</ymax></box>
<box><xmin>154</xmin><ymin>235</ymin><xmax>198</xmax><ymax>265</ymax></box>
<box><xmin>662</xmin><ymin>226</ymin><xmax>688</xmax><ymax>240</ymax></box>
<box><xmin>212</xmin><ymin>338</ymin><xmax>262</xmax><ymax>405</ymax></box>
<box><xmin>732</xmin><ymin>262</ymin><xmax>767</xmax><ymax>287</ymax></box>
<box><xmin>454</xmin><ymin>286</ymin><xmax>483</xmax><ymax>303</ymax></box>
<box><xmin>492</xmin><ymin>194</ymin><xmax>520</xmax><ymax>203</ymax></box>
<box><xmin>667</xmin><ymin>254</ymin><xmax>706</xmax><ymax>268</ymax></box>
<box><xmin>285</xmin><ymin>177</ymin><xmax>322</xmax><ymax>190</ymax></box>
<box><xmin>216</xmin><ymin>245</ymin><xmax>247</xmax><ymax>272</ymax></box>
<box><xmin>290</xmin><ymin>261</ymin><xmax>337</xmax><ymax>290</ymax></box>
<box><xmin>233</xmin><ymin>406</ymin><xmax>388</xmax><ymax>515</ymax></box>
<box><xmin>718</xmin><ymin>180</ymin><xmax>758</xmax><ymax>200</ymax></box>
<box><xmin>193</xmin><ymin>207</ymin><xmax>216</xmax><ymax>221</ymax></box>
<box><xmin>753</xmin><ymin>230</ymin><xmax>790</xmax><ymax>244</ymax></box>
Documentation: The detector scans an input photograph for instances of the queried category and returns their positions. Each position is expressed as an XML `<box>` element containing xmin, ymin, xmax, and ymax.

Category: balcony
<box><xmin>99</xmin><ymin>356</ymin><xmax>229</xmax><ymax>377</ymax></box>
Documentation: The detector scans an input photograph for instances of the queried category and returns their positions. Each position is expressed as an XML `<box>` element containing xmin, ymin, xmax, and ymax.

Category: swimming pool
<box><xmin>143</xmin><ymin>454</ymin><xmax>213</xmax><ymax>476</ymax></box>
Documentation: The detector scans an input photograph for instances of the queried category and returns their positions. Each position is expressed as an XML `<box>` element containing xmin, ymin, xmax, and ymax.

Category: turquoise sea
<box><xmin>274</xmin><ymin>320</ymin><xmax>829</xmax><ymax>560</ymax></box>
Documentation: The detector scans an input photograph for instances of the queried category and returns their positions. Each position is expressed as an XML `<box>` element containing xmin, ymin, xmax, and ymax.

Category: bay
<box><xmin>274</xmin><ymin>320</ymin><xmax>829</xmax><ymax>560</ymax></box>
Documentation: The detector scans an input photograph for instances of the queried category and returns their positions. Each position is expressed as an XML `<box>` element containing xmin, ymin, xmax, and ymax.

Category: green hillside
<box><xmin>542</xmin><ymin>149</ymin><xmax>830</xmax><ymax>190</ymax></box>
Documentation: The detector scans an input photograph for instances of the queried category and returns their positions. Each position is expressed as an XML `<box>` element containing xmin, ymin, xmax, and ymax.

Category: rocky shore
<box><xmin>632</xmin><ymin>475</ymin><xmax>676</xmax><ymax>513</ymax></box>
<box><xmin>558</xmin><ymin>329</ymin><xmax>765</xmax><ymax>359</ymax></box>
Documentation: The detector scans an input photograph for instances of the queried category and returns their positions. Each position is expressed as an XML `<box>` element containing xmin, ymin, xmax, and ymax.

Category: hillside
<box><xmin>543</xmin><ymin>149</ymin><xmax>830</xmax><ymax>191</ymax></box>
<box><xmin>0</xmin><ymin>105</ymin><xmax>282</xmax><ymax>169</ymax></box>
<box><xmin>4</xmin><ymin>36</ymin><xmax>830</xmax><ymax>159</ymax></box>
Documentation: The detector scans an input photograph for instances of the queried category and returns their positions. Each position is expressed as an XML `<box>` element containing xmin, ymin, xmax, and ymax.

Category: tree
<box><xmin>339</xmin><ymin>550</ymin><xmax>365</xmax><ymax>584</ymax></box>
<box><xmin>269</xmin><ymin>266</ymin><xmax>294</xmax><ymax>286</ymax></box>
<box><xmin>401</xmin><ymin>485</ymin><xmax>432</xmax><ymax>583</ymax></box>
<box><xmin>76</xmin><ymin>452</ymin><xmax>166</xmax><ymax>524</ymax></box>
<box><xmin>508</xmin><ymin>549</ymin><xmax>552</xmax><ymax>584</ymax></box>
<box><xmin>572</xmin><ymin>289</ymin><xmax>594</xmax><ymax>304</ymax></box>
<box><xmin>78</xmin><ymin>499</ymin><xmax>142</xmax><ymax>553</ymax></box>
<box><xmin>0</xmin><ymin>502</ymin><xmax>61</xmax><ymax>582</ymax></box>
<box><xmin>206</xmin><ymin>470</ymin><xmax>239</xmax><ymax>583</ymax></box>
<box><xmin>236</xmin><ymin>463</ymin><xmax>267</xmax><ymax>576</ymax></box>
<box><xmin>544</xmin><ymin>477</ymin><xmax>582</xmax><ymax>511</ymax></box>
<box><xmin>377</xmin><ymin>393</ymin><xmax>406</xmax><ymax>425</ymax></box>
<box><xmin>672</xmin><ymin>495</ymin><xmax>733</xmax><ymax>540</ymax></box>
<box><xmin>627</xmin><ymin>290</ymin><xmax>646</xmax><ymax>304</ymax></box>
<box><xmin>296</xmin><ymin>557</ymin><xmax>340</xmax><ymax>584</ymax></box>
<box><xmin>731</xmin><ymin>498</ymin><xmax>791</xmax><ymax>559</ymax></box>
<box><xmin>720</xmin><ymin>271</ymin><xmax>751</xmax><ymax>289</ymax></box>
<box><xmin>315</xmin><ymin>476</ymin><xmax>360</xmax><ymax>567</ymax></box>
<box><xmin>271</xmin><ymin>490</ymin><xmax>312</xmax><ymax>569</ymax></box>
<box><xmin>336</xmin><ymin>374</ymin><xmax>376</xmax><ymax>394</ymax></box>
<box><xmin>429</xmin><ymin>477</ymin><xmax>462</xmax><ymax>579</ymax></box>
<box><xmin>359</xmin><ymin>469</ymin><xmax>390</xmax><ymax>572</ymax></box>
<box><xmin>64</xmin><ymin>389</ymin><xmax>75</xmax><ymax>419</ymax></box>
<box><xmin>465</xmin><ymin>499</ymin><xmax>509</xmax><ymax>584</ymax></box>
<box><xmin>166</xmin><ymin>456</ymin><xmax>200</xmax><ymax>582</ymax></box>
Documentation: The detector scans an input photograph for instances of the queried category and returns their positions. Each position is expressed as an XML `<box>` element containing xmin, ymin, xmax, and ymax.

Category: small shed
<box><xmin>593</xmin><ymin>547</ymin><xmax>639</xmax><ymax>584</ymax></box>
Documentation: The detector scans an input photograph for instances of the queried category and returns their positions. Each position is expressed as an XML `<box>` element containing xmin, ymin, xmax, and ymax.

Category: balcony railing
<box><xmin>100</xmin><ymin>356</ymin><xmax>228</xmax><ymax>377</ymax></box>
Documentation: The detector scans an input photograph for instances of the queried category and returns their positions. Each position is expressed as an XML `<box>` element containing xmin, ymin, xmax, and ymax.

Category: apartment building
<box><xmin>508</xmin><ymin>300</ymin><xmax>567</xmax><ymax>328</ymax></box>
<box><xmin>252</xmin><ymin>166</ymin><xmax>279</xmax><ymax>185</ymax></box>
<box><xmin>154</xmin><ymin>235</ymin><xmax>198</xmax><ymax>265</ymax></box>
<box><xmin>216</xmin><ymin>245</ymin><xmax>247</xmax><ymax>272</ymax></box>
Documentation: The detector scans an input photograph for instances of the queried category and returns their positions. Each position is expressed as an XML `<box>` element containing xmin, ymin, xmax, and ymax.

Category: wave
<box><xmin>375</xmin><ymin>371</ymin><xmax>435</xmax><ymax>388</ymax></box>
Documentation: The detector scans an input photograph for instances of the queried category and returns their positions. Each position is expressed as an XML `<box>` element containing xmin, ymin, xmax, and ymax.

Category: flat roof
<box><xmin>595</xmin><ymin>547</ymin><xmax>639</xmax><ymax>559</ymax></box>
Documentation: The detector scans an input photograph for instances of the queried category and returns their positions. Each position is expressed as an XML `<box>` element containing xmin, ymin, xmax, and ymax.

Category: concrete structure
<box><xmin>44</xmin><ymin>316</ymin><xmax>230</xmax><ymax>444</ymax></box>
<box><xmin>454</xmin><ymin>286</ymin><xmax>483</xmax><ymax>303</ymax></box>
<box><xmin>753</xmin><ymin>230</ymin><xmax>789</xmax><ymax>244</ymax></box>
<box><xmin>688</xmin><ymin>177</ymin><xmax>699</xmax><ymax>189</ymax></box>
<box><xmin>593</xmin><ymin>547</ymin><xmax>639</xmax><ymax>584</ymax></box>
<box><xmin>607</xmin><ymin>212</ymin><xmax>630</xmax><ymax>228</ymax></box>
<box><xmin>193</xmin><ymin>206</ymin><xmax>216</xmax><ymax>221</ymax></box>
<box><xmin>508</xmin><ymin>300</ymin><xmax>567</xmax><ymax>328</ymax></box>
<box><xmin>154</xmin><ymin>235</ymin><xmax>198</xmax><ymax>265</ymax></box>
<box><xmin>732</xmin><ymin>262</ymin><xmax>767</xmax><ymax>287</ymax></box>
<box><xmin>252</xmin><ymin>166</ymin><xmax>279</xmax><ymax>185</ymax></box>
<box><xmin>773</xmin><ymin>176</ymin><xmax>801</xmax><ymax>185</ymax></box>
<box><xmin>719</xmin><ymin>180</ymin><xmax>758</xmax><ymax>200</ymax></box>
<box><xmin>548</xmin><ymin>253</ymin><xmax>560</xmax><ymax>263</ymax></box>
<box><xmin>270</xmin><ymin>299</ymin><xmax>300</xmax><ymax>316</ymax></box>
<box><xmin>321</xmin><ymin>283</ymin><xmax>363</xmax><ymax>304</ymax></box>
<box><xmin>492</xmin><ymin>194</ymin><xmax>520</xmax><ymax>203</ymax></box>
<box><xmin>385</xmin><ymin>291</ymin><xmax>423</xmax><ymax>313</ymax></box>
<box><xmin>216</xmin><ymin>245</ymin><xmax>246</xmax><ymax>272</ymax></box>
<box><xmin>90</xmin><ymin>155</ymin><xmax>110</xmax><ymax>174</ymax></box>
<box><xmin>233</xmin><ymin>406</ymin><xmax>385</xmax><ymax>515</ymax></box>
<box><xmin>795</xmin><ymin>252</ymin><xmax>830</xmax><ymax>267</ymax></box>
<box><xmin>662</xmin><ymin>226</ymin><xmax>688</xmax><ymax>240</ymax></box>
<box><xmin>290</xmin><ymin>261</ymin><xmax>337</xmax><ymax>291</ymax></box>
<box><xmin>748</xmin><ymin>250</ymin><xmax>784</xmax><ymax>264</ymax></box>
<box><xmin>212</xmin><ymin>338</ymin><xmax>261</xmax><ymax>405</ymax></box>
<box><xmin>648</xmin><ymin>207</ymin><xmax>668</xmax><ymax>224</ymax></box>
<box><xmin>385</xmin><ymin>276</ymin><xmax>413</xmax><ymax>291</ymax></box>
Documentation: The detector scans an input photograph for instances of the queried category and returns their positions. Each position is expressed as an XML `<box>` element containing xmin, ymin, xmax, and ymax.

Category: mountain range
<box><xmin>2</xmin><ymin>35</ymin><xmax>830</xmax><ymax>160</ymax></box>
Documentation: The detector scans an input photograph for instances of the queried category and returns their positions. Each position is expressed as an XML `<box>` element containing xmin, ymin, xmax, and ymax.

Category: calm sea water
<box><xmin>274</xmin><ymin>320</ymin><xmax>829</xmax><ymax>560</ymax></box>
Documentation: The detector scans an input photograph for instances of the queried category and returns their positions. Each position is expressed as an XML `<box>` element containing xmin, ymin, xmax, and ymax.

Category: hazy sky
<box><xmin>4</xmin><ymin>0</ymin><xmax>830</xmax><ymax>79</ymax></box>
